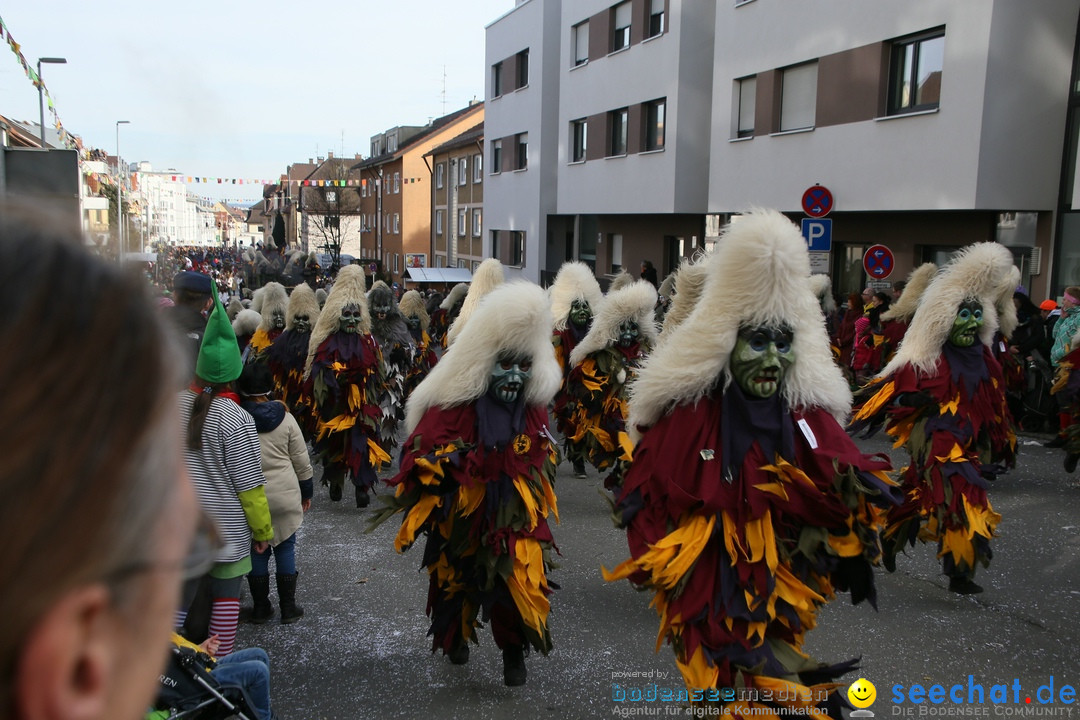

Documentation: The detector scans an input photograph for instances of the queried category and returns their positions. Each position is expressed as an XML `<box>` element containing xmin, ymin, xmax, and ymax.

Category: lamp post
<box><xmin>116</xmin><ymin>120</ymin><xmax>131</xmax><ymax>263</ymax></box>
<box><xmin>36</xmin><ymin>57</ymin><xmax>66</xmax><ymax>149</ymax></box>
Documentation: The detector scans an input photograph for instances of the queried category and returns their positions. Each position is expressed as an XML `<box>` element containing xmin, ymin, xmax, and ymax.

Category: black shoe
<box><xmin>572</xmin><ymin>461</ymin><xmax>587</xmax><ymax>479</ymax></box>
<box><xmin>882</xmin><ymin>552</ymin><xmax>896</xmax><ymax>573</ymax></box>
<box><xmin>1066</xmin><ymin>453</ymin><xmax>1080</xmax><ymax>474</ymax></box>
<box><xmin>502</xmin><ymin>645</ymin><xmax>527</xmax><ymax>686</ymax></box>
<box><xmin>1045</xmin><ymin>436</ymin><xmax>1067</xmax><ymax>448</ymax></box>
<box><xmin>948</xmin><ymin>577</ymin><xmax>984</xmax><ymax>595</ymax></box>
<box><xmin>329</xmin><ymin>484</ymin><xmax>342</xmax><ymax>502</ymax></box>
<box><xmin>448</xmin><ymin>640</ymin><xmax>470</xmax><ymax>665</ymax></box>
<box><xmin>355</xmin><ymin>487</ymin><xmax>370</xmax><ymax>508</ymax></box>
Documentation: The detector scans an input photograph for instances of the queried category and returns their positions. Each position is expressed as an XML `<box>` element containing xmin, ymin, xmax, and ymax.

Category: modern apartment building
<box><xmin>486</xmin><ymin>0</ymin><xmax>1080</xmax><ymax>298</ymax></box>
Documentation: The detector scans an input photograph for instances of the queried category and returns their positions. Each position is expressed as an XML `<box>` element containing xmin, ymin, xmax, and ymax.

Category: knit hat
<box><xmin>1041</xmin><ymin>299</ymin><xmax>1058</xmax><ymax>311</ymax></box>
<box><xmin>196</xmin><ymin>297</ymin><xmax>243</xmax><ymax>383</ymax></box>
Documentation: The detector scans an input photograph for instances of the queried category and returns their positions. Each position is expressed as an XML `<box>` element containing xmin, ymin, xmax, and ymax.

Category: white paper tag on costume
<box><xmin>999</xmin><ymin>341</ymin><xmax>1007</xmax><ymax>353</ymax></box>
<box><xmin>797</xmin><ymin>419</ymin><xmax>818</xmax><ymax>449</ymax></box>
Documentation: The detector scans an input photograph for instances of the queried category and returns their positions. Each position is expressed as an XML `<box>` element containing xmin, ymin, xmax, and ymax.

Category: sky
<box><xmin>0</xmin><ymin>0</ymin><xmax>512</xmax><ymax>203</ymax></box>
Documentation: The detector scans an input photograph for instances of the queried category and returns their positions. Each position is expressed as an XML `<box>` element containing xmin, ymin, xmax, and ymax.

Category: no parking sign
<box><xmin>863</xmin><ymin>244</ymin><xmax>894</xmax><ymax>279</ymax></box>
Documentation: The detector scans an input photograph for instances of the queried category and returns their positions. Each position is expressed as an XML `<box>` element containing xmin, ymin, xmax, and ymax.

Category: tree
<box><xmin>301</xmin><ymin>160</ymin><xmax>361</xmax><ymax>275</ymax></box>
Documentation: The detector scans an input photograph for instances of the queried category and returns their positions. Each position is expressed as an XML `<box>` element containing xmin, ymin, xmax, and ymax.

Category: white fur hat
<box><xmin>995</xmin><ymin>265</ymin><xmax>1021</xmax><ymax>339</ymax></box>
<box><xmin>660</xmin><ymin>256</ymin><xmax>713</xmax><ymax>338</ymax></box>
<box><xmin>405</xmin><ymin>281</ymin><xmax>560</xmax><ymax>433</ymax></box>
<box><xmin>628</xmin><ymin>209</ymin><xmax>851</xmax><ymax>442</ymax></box>
<box><xmin>398</xmin><ymin>290</ymin><xmax>430</xmax><ymax>332</ymax></box>
<box><xmin>808</xmin><ymin>274</ymin><xmax>836</xmax><ymax>316</ymax></box>
<box><xmin>877</xmin><ymin>242</ymin><xmax>1016</xmax><ymax>378</ymax></box>
<box><xmin>549</xmin><ymin>261</ymin><xmax>603</xmax><ymax>332</ymax></box>
<box><xmin>568</xmin><ymin>280</ymin><xmax>657</xmax><ymax>369</ymax></box>
<box><xmin>232</xmin><ymin>308</ymin><xmax>261</xmax><ymax>338</ymax></box>
<box><xmin>439</xmin><ymin>283</ymin><xmax>469</xmax><ymax>311</ymax></box>
<box><xmin>446</xmin><ymin>258</ymin><xmax>505</xmax><ymax>346</ymax></box>
<box><xmin>285</xmin><ymin>283</ymin><xmax>320</xmax><ymax>331</ymax></box>
<box><xmin>257</xmin><ymin>282</ymin><xmax>289</xmax><ymax>333</ymax></box>
<box><xmin>880</xmin><ymin>262</ymin><xmax>937</xmax><ymax>323</ymax></box>
<box><xmin>607</xmin><ymin>269</ymin><xmax>635</xmax><ymax>293</ymax></box>
<box><xmin>304</xmin><ymin>265</ymin><xmax>370</xmax><ymax>378</ymax></box>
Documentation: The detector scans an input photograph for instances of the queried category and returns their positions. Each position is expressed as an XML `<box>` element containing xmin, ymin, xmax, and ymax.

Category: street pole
<box><xmin>36</xmin><ymin>57</ymin><xmax>66</xmax><ymax>149</ymax></box>
<box><xmin>116</xmin><ymin>120</ymin><xmax>130</xmax><ymax>264</ymax></box>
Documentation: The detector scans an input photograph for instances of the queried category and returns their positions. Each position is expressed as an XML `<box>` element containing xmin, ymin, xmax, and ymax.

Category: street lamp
<box><xmin>116</xmin><ymin>120</ymin><xmax>131</xmax><ymax>262</ymax></box>
<box><xmin>36</xmin><ymin>57</ymin><xmax>66</xmax><ymax>148</ymax></box>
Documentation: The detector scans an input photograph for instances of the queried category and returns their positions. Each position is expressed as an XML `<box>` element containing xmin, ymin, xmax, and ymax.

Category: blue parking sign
<box><xmin>801</xmin><ymin>218</ymin><xmax>832</xmax><ymax>252</ymax></box>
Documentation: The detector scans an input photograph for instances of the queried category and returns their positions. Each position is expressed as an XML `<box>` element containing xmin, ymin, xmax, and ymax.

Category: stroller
<box><xmin>148</xmin><ymin>646</ymin><xmax>260</xmax><ymax>720</ymax></box>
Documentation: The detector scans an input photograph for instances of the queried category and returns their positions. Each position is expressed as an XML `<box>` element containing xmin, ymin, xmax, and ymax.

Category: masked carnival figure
<box><xmin>368</xmin><ymin>280</ymin><xmax>416</xmax><ymax>453</ymax></box>
<box><xmin>604</xmin><ymin>210</ymin><xmax>901</xmax><ymax>718</ymax></box>
<box><xmin>244</xmin><ymin>282</ymin><xmax>288</xmax><ymax>366</ymax></box>
<box><xmin>562</xmin><ymin>281</ymin><xmax>656</xmax><ymax>486</ymax></box>
<box><xmin>267</xmin><ymin>282</ymin><xmax>320</xmax><ymax>440</ymax></box>
<box><xmin>398</xmin><ymin>289</ymin><xmax>438</xmax><ymax>399</ymax></box>
<box><xmin>305</xmin><ymin>266</ymin><xmax>391</xmax><ymax>508</ymax></box>
<box><xmin>445</xmin><ymin>258</ymin><xmax>505</xmax><ymax>348</ymax></box>
<box><xmin>851</xmin><ymin>242</ymin><xmax>1017</xmax><ymax>595</ymax></box>
<box><xmin>369</xmin><ymin>282</ymin><xmax>562</xmax><ymax>687</ymax></box>
<box><xmin>430</xmin><ymin>282</ymin><xmax>468</xmax><ymax>349</ymax></box>
<box><xmin>877</xmin><ymin>263</ymin><xmax>937</xmax><ymax>370</ymax></box>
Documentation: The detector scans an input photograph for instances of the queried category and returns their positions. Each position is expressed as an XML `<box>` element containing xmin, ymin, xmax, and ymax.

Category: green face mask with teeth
<box><xmin>731</xmin><ymin>325</ymin><xmax>794</xmax><ymax>398</ymax></box>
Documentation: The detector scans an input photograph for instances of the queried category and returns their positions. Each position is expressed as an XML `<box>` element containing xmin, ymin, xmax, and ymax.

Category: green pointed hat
<box><xmin>196</xmin><ymin>296</ymin><xmax>242</xmax><ymax>383</ymax></box>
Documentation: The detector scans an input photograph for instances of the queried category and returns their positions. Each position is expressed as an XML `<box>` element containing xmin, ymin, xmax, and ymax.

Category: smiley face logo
<box><xmin>847</xmin><ymin>678</ymin><xmax>877</xmax><ymax>709</ymax></box>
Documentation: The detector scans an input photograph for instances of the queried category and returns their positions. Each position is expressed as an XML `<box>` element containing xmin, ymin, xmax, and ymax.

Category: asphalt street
<box><xmin>236</xmin><ymin>429</ymin><xmax>1080</xmax><ymax>720</ymax></box>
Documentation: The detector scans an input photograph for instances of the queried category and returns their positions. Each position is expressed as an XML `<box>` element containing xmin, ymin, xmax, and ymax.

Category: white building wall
<box><xmin>708</xmin><ymin>0</ymin><xmax>1079</xmax><ymax>214</ymax></box>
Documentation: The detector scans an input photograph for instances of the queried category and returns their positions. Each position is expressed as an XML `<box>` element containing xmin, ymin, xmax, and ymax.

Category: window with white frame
<box><xmin>394</xmin><ymin>172</ymin><xmax>400</xmax><ymax>193</ymax></box>
<box><xmin>648</xmin><ymin>0</ymin><xmax>664</xmax><ymax>38</ymax></box>
<box><xmin>458</xmin><ymin>158</ymin><xmax>468</xmax><ymax>186</ymax></box>
<box><xmin>571</xmin><ymin>118</ymin><xmax>587</xmax><ymax>162</ymax></box>
<box><xmin>394</xmin><ymin>254</ymin><xmax>399</xmax><ymax>273</ymax></box>
<box><xmin>436</xmin><ymin>163</ymin><xmax>445</xmax><ymax>189</ymax></box>
<box><xmin>472</xmin><ymin>208</ymin><xmax>482</xmax><ymax>237</ymax></box>
<box><xmin>780</xmin><ymin>62</ymin><xmax>817</xmax><ymax>132</ymax></box>
<box><xmin>573</xmin><ymin>21</ymin><xmax>589</xmax><ymax>67</ymax></box>
<box><xmin>473</xmin><ymin>154</ymin><xmax>483</xmax><ymax>182</ymax></box>
<box><xmin>458</xmin><ymin>209</ymin><xmax>467</xmax><ymax>236</ymax></box>
<box><xmin>888</xmin><ymin>28</ymin><xmax>944</xmax><ymax>115</ymax></box>
<box><xmin>436</xmin><ymin>209</ymin><xmax>444</xmax><ymax>235</ymax></box>
<box><xmin>612</xmin><ymin>2</ymin><xmax>631</xmax><ymax>52</ymax></box>
<box><xmin>393</xmin><ymin>213</ymin><xmax>400</xmax><ymax>234</ymax></box>
<box><xmin>737</xmin><ymin>76</ymin><xmax>757</xmax><ymax>138</ymax></box>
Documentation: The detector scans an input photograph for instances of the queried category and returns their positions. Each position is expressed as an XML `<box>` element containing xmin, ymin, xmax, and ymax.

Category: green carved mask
<box><xmin>569</xmin><ymin>299</ymin><xmax>591</xmax><ymax>328</ymax></box>
<box><xmin>948</xmin><ymin>300</ymin><xmax>983</xmax><ymax>347</ymax></box>
<box><xmin>731</xmin><ymin>325</ymin><xmax>795</xmax><ymax>398</ymax></box>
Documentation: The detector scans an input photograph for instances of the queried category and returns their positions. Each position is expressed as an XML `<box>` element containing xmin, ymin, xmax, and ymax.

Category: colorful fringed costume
<box><xmin>404</xmin><ymin>324</ymin><xmax>438</xmax><ymax>398</ymax></box>
<box><xmin>606</xmin><ymin>391</ymin><xmax>898</xmax><ymax>717</ymax></box>
<box><xmin>267</xmin><ymin>328</ymin><xmax>316</xmax><ymax>437</ymax></box>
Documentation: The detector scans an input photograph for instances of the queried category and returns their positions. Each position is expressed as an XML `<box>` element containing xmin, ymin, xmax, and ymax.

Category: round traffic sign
<box><xmin>863</xmin><ymin>244</ymin><xmax>894</xmax><ymax>279</ymax></box>
<box><xmin>802</xmin><ymin>185</ymin><xmax>834</xmax><ymax>218</ymax></box>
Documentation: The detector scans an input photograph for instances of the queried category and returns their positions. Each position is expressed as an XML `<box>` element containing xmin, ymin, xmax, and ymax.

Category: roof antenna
<box><xmin>441</xmin><ymin>65</ymin><xmax>447</xmax><ymax>116</ymax></box>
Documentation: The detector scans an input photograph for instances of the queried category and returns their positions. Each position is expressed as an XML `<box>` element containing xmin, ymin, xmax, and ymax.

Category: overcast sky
<box><xmin>1</xmin><ymin>1</ymin><xmax>510</xmax><ymax>202</ymax></box>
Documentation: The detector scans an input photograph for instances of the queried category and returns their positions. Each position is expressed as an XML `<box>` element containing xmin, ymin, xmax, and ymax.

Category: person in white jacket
<box><xmin>238</xmin><ymin>363</ymin><xmax>314</xmax><ymax>624</ymax></box>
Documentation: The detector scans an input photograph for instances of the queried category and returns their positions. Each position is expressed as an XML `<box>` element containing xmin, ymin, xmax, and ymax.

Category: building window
<box><xmin>515</xmin><ymin>133</ymin><xmax>528</xmax><ymax>170</ymax></box>
<box><xmin>436</xmin><ymin>209</ymin><xmax>444</xmax><ymax>235</ymax></box>
<box><xmin>889</xmin><ymin>29</ymin><xmax>944</xmax><ymax>115</ymax></box>
<box><xmin>492</xmin><ymin>140</ymin><xmax>502</xmax><ymax>173</ymax></box>
<box><xmin>611</xmin><ymin>233</ymin><xmax>623</xmax><ymax>273</ymax></box>
<box><xmin>361</xmin><ymin>182</ymin><xmax>368</xmax><ymax>198</ymax></box>
<box><xmin>436</xmin><ymin>163</ymin><xmax>445</xmax><ymax>189</ymax></box>
<box><xmin>737</xmin><ymin>76</ymin><xmax>756</xmax><ymax>138</ymax></box>
<box><xmin>491</xmin><ymin>230</ymin><xmax>500</xmax><ymax>260</ymax></box>
<box><xmin>612</xmin><ymin>2</ymin><xmax>631</xmax><ymax>53</ymax></box>
<box><xmin>645</xmin><ymin>98</ymin><xmax>666</xmax><ymax>151</ymax></box>
<box><xmin>472</xmin><ymin>208</ymin><xmax>482</xmax><ymax>237</ymax></box>
<box><xmin>393</xmin><ymin>213</ymin><xmax>400</xmax><ymax>234</ymax></box>
<box><xmin>473</xmin><ymin>154</ymin><xmax>483</xmax><ymax>182</ymax></box>
<box><xmin>573</xmin><ymin>21</ymin><xmax>590</xmax><ymax>67</ymax></box>
<box><xmin>511</xmin><ymin>231</ymin><xmax>525</xmax><ymax>266</ymax></box>
<box><xmin>780</xmin><ymin>61</ymin><xmax>817</xmax><ymax>132</ymax></box>
<box><xmin>493</xmin><ymin>61</ymin><xmax>504</xmax><ymax>97</ymax></box>
<box><xmin>516</xmin><ymin>49</ymin><xmax>529</xmax><ymax>89</ymax></box>
<box><xmin>394</xmin><ymin>172</ymin><xmax>400</xmax><ymax>193</ymax></box>
<box><xmin>458</xmin><ymin>158</ymin><xmax>468</xmax><ymax>186</ymax></box>
<box><xmin>571</xmin><ymin>118</ymin><xmax>588</xmax><ymax>162</ymax></box>
<box><xmin>609</xmin><ymin>108</ymin><xmax>628</xmax><ymax>156</ymax></box>
<box><xmin>458</xmin><ymin>209</ymin><xmax>467</xmax><ymax>236</ymax></box>
<box><xmin>437</xmin><ymin>254</ymin><xmax>445</xmax><ymax>268</ymax></box>
<box><xmin>648</xmin><ymin>0</ymin><xmax>664</xmax><ymax>38</ymax></box>
<box><xmin>394</xmin><ymin>254</ymin><xmax>399</xmax><ymax>273</ymax></box>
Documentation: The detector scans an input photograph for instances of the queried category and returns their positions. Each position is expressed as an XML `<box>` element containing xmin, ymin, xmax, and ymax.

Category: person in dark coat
<box><xmin>167</xmin><ymin>271</ymin><xmax>214</xmax><ymax>379</ymax></box>
<box><xmin>639</xmin><ymin>260</ymin><xmax>659</xmax><ymax>289</ymax></box>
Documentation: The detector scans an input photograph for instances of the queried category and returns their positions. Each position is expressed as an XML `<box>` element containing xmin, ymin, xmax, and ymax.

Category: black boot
<box><xmin>948</xmin><ymin>576</ymin><xmax>983</xmax><ymax>595</ymax></box>
<box><xmin>276</xmin><ymin>573</ymin><xmax>305</xmax><ymax>624</ymax></box>
<box><xmin>1066</xmin><ymin>452</ymin><xmax>1080</xmax><ymax>474</ymax></box>
<box><xmin>448</xmin><ymin>636</ymin><xmax>470</xmax><ymax>665</ymax></box>
<box><xmin>1045</xmin><ymin>435</ymin><xmax>1067</xmax><ymax>448</ymax></box>
<box><xmin>502</xmin><ymin>645</ymin><xmax>527</xmax><ymax>686</ymax></box>
<box><xmin>572</xmin><ymin>460</ymin><xmax>587</xmax><ymax>479</ymax></box>
<box><xmin>247</xmin><ymin>575</ymin><xmax>274</xmax><ymax>624</ymax></box>
<box><xmin>325</xmin><ymin>466</ymin><xmax>344</xmax><ymax>502</ymax></box>
<box><xmin>355</xmin><ymin>485</ymin><xmax>370</xmax><ymax>508</ymax></box>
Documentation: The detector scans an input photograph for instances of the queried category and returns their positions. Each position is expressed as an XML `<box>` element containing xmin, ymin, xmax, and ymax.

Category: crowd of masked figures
<box><xmin>227</xmin><ymin>209</ymin><xmax>1055</xmax><ymax>715</ymax></box>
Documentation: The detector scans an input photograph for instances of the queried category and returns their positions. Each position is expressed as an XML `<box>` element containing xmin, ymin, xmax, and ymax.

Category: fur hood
<box><xmin>285</xmin><ymin>283</ymin><xmax>320</xmax><ymax>331</ymax></box>
<box><xmin>447</xmin><ymin>258</ymin><xmax>505</xmax><ymax>346</ymax></box>
<box><xmin>877</xmin><ymin>242</ymin><xmax>1016</xmax><ymax>378</ymax></box>
<box><xmin>809</xmin><ymin>274</ymin><xmax>836</xmax><ymax>315</ymax></box>
<box><xmin>251</xmin><ymin>286</ymin><xmax>265</xmax><ymax>314</ymax></box>
<box><xmin>608</xmin><ymin>270</ymin><xmax>635</xmax><ymax>293</ymax></box>
<box><xmin>658</xmin><ymin>271</ymin><xmax>676</xmax><ymax>299</ymax></box>
<box><xmin>628</xmin><ymin>209</ymin><xmax>852</xmax><ymax>442</ymax></box>
<box><xmin>398</xmin><ymin>290</ymin><xmax>430</xmax><ymax>332</ymax></box>
<box><xmin>568</xmin><ymin>281</ymin><xmax>657</xmax><ymax>368</ymax></box>
<box><xmin>405</xmin><ymin>281</ymin><xmax>560</xmax><ymax>433</ymax></box>
<box><xmin>995</xmin><ymin>265</ymin><xmax>1021</xmax><ymax>339</ymax></box>
<box><xmin>257</xmin><ymin>282</ymin><xmax>289</xmax><ymax>333</ymax></box>
<box><xmin>232</xmin><ymin>309</ymin><xmax>261</xmax><ymax>337</ymax></box>
<box><xmin>881</xmin><ymin>263</ymin><xmax>936</xmax><ymax>323</ymax></box>
<box><xmin>304</xmin><ymin>265</ymin><xmax>370</xmax><ymax>378</ymax></box>
<box><xmin>549</xmin><ymin>261</ymin><xmax>603</xmax><ymax>331</ymax></box>
<box><xmin>226</xmin><ymin>297</ymin><xmax>244</xmax><ymax>322</ymax></box>
<box><xmin>660</xmin><ymin>256</ymin><xmax>712</xmax><ymax>337</ymax></box>
<box><xmin>439</xmin><ymin>283</ymin><xmax>469</xmax><ymax>311</ymax></box>
<box><xmin>315</xmin><ymin>288</ymin><xmax>328</xmax><ymax>307</ymax></box>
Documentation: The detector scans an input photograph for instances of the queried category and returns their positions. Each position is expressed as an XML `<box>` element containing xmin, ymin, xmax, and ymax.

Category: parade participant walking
<box><xmin>398</xmin><ymin>289</ymin><xmax>438</xmax><ymax>399</ymax></box>
<box><xmin>446</xmin><ymin>258</ymin><xmax>505</xmax><ymax>347</ymax></box>
<box><xmin>368</xmin><ymin>280</ymin><xmax>416</xmax><ymax>453</ymax></box>
<box><xmin>179</xmin><ymin>296</ymin><xmax>274</xmax><ymax>655</ymax></box>
<box><xmin>1047</xmin><ymin>288</ymin><xmax>1080</xmax><ymax>447</ymax></box>
<box><xmin>238</xmin><ymin>364</ymin><xmax>313</xmax><ymax>625</ymax></box>
<box><xmin>430</xmin><ymin>282</ymin><xmax>468</xmax><ymax>348</ymax></box>
<box><xmin>561</xmin><ymin>280</ymin><xmax>657</xmax><ymax>486</ymax></box>
<box><xmin>878</xmin><ymin>263</ymin><xmax>937</xmax><ymax>368</ymax></box>
<box><xmin>549</xmin><ymin>261</ymin><xmax>603</xmax><ymax>376</ymax></box>
<box><xmin>371</xmin><ymin>282</ymin><xmax>562</xmax><ymax>687</ymax></box>
<box><xmin>244</xmin><ymin>282</ymin><xmax>288</xmax><ymax>366</ymax></box>
<box><xmin>305</xmin><ymin>265</ymin><xmax>390</xmax><ymax>508</ymax></box>
<box><xmin>852</xmin><ymin>242</ymin><xmax>1017</xmax><ymax>595</ymax></box>
<box><xmin>605</xmin><ymin>210</ymin><xmax>899</xmax><ymax>716</ymax></box>
<box><xmin>266</xmin><ymin>282</ymin><xmax>321</xmax><ymax>440</ymax></box>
